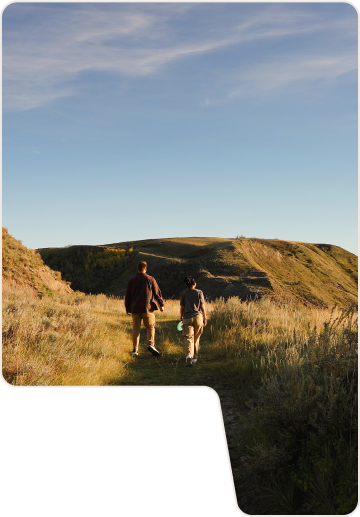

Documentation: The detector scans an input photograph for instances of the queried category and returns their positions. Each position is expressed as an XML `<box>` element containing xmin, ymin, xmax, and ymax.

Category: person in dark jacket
<box><xmin>125</xmin><ymin>260</ymin><xmax>165</xmax><ymax>356</ymax></box>
<box><xmin>180</xmin><ymin>276</ymin><xmax>207</xmax><ymax>366</ymax></box>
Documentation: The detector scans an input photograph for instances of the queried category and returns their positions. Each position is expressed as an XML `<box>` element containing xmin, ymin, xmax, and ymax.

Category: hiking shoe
<box><xmin>131</xmin><ymin>350</ymin><xmax>138</xmax><ymax>356</ymax></box>
<box><xmin>192</xmin><ymin>358</ymin><xmax>198</xmax><ymax>364</ymax></box>
<box><xmin>147</xmin><ymin>344</ymin><xmax>161</xmax><ymax>357</ymax></box>
<box><xmin>186</xmin><ymin>355</ymin><xmax>192</xmax><ymax>366</ymax></box>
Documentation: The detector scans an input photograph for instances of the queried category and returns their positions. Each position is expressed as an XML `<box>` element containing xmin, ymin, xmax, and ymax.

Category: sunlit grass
<box><xmin>2</xmin><ymin>292</ymin><xmax>204</xmax><ymax>385</ymax></box>
<box><xmin>2</xmin><ymin>287</ymin><xmax>357</xmax><ymax>514</ymax></box>
<box><xmin>2</xmin><ymin>289</ymin><xmax>132</xmax><ymax>385</ymax></box>
<box><xmin>207</xmin><ymin>296</ymin><xmax>357</xmax><ymax>515</ymax></box>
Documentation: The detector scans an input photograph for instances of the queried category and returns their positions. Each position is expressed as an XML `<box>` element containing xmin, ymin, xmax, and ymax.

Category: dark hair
<box><xmin>184</xmin><ymin>276</ymin><xmax>196</xmax><ymax>289</ymax></box>
<box><xmin>138</xmin><ymin>260</ymin><xmax>147</xmax><ymax>272</ymax></box>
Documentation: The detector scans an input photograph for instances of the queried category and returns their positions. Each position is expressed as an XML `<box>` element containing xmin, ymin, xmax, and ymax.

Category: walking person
<box><xmin>180</xmin><ymin>276</ymin><xmax>207</xmax><ymax>366</ymax></box>
<box><xmin>125</xmin><ymin>260</ymin><xmax>165</xmax><ymax>357</ymax></box>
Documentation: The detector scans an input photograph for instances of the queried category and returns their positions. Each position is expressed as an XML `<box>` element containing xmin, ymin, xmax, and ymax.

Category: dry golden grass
<box><xmin>2</xmin><ymin>288</ymin><xmax>131</xmax><ymax>385</ymax></box>
<box><xmin>2</xmin><ymin>289</ymin><xmax>211</xmax><ymax>386</ymax></box>
<box><xmin>2</xmin><ymin>283</ymin><xmax>357</xmax><ymax>513</ymax></box>
<box><xmin>207</xmin><ymin>297</ymin><xmax>358</xmax><ymax>514</ymax></box>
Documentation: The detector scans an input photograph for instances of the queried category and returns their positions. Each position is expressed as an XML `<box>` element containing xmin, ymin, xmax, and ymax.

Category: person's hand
<box><xmin>127</xmin><ymin>312</ymin><xmax>131</xmax><ymax>315</ymax></box>
<box><xmin>160</xmin><ymin>306</ymin><xmax>165</xmax><ymax>312</ymax></box>
<box><xmin>203</xmin><ymin>318</ymin><xmax>207</xmax><ymax>327</ymax></box>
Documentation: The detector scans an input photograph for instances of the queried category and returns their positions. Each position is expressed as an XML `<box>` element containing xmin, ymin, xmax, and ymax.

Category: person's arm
<box><xmin>199</xmin><ymin>291</ymin><xmax>207</xmax><ymax>326</ymax></box>
<box><xmin>180</xmin><ymin>305</ymin><xmax>185</xmax><ymax>320</ymax></box>
<box><xmin>200</xmin><ymin>303</ymin><xmax>207</xmax><ymax>326</ymax></box>
<box><xmin>180</xmin><ymin>291</ymin><xmax>185</xmax><ymax>320</ymax></box>
<box><xmin>125</xmin><ymin>279</ymin><xmax>132</xmax><ymax>315</ymax></box>
<box><xmin>153</xmin><ymin>278</ymin><xmax>165</xmax><ymax>312</ymax></box>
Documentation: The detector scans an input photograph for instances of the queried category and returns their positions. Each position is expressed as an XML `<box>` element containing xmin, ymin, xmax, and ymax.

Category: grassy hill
<box><xmin>2</xmin><ymin>228</ymin><xmax>72</xmax><ymax>297</ymax></box>
<box><xmin>39</xmin><ymin>236</ymin><xmax>358</xmax><ymax>308</ymax></box>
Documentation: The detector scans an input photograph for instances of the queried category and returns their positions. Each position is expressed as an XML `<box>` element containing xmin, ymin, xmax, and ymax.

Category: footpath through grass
<box><xmin>112</xmin><ymin>303</ymin><xmax>241</xmax><ymax>387</ymax></box>
<box><xmin>2</xmin><ymin>293</ymin><xmax>238</xmax><ymax>390</ymax></box>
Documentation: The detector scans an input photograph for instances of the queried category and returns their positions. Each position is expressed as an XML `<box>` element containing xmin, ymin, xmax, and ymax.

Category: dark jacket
<box><xmin>125</xmin><ymin>273</ymin><xmax>164</xmax><ymax>314</ymax></box>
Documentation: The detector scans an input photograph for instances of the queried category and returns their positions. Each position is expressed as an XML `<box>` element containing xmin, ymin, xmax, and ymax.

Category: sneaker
<box><xmin>147</xmin><ymin>344</ymin><xmax>161</xmax><ymax>357</ymax></box>
<box><xmin>192</xmin><ymin>358</ymin><xmax>197</xmax><ymax>364</ymax></box>
<box><xmin>186</xmin><ymin>354</ymin><xmax>192</xmax><ymax>366</ymax></box>
<box><xmin>131</xmin><ymin>350</ymin><xmax>138</xmax><ymax>356</ymax></box>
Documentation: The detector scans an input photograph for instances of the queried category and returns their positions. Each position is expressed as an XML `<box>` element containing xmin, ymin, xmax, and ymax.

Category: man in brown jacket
<box><xmin>125</xmin><ymin>260</ymin><xmax>165</xmax><ymax>356</ymax></box>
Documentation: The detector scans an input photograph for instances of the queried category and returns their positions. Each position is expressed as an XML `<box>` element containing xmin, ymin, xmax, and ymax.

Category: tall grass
<box><xmin>209</xmin><ymin>297</ymin><xmax>357</xmax><ymax>514</ymax></box>
<box><xmin>2</xmin><ymin>289</ymin><xmax>188</xmax><ymax>386</ymax></box>
<box><xmin>2</xmin><ymin>286</ymin><xmax>357</xmax><ymax>513</ymax></box>
<box><xmin>2</xmin><ymin>289</ymin><xmax>132</xmax><ymax>385</ymax></box>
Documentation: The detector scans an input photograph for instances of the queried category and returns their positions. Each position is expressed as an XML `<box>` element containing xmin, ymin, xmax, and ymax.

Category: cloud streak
<box><xmin>3</xmin><ymin>3</ymin><xmax>357</xmax><ymax>110</ymax></box>
<box><xmin>227</xmin><ymin>53</ymin><xmax>357</xmax><ymax>100</ymax></box>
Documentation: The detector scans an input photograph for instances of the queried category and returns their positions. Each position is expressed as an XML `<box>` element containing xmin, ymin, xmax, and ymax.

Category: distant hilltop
<box><xmin>37</xmin><ymin>236</ymin><xmax>358</xmax><ymax>308</ymax></box>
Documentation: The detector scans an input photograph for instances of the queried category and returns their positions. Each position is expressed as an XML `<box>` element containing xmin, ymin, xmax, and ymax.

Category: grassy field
<box><xmin>3</xmin><ymin>284</ymin><xmax>357</xmax><ymax>514</ymax></box>
<box><xmin>2</xmin><ymin>290</ymin><xmax>215</xmax><ymax>386</ymax></box>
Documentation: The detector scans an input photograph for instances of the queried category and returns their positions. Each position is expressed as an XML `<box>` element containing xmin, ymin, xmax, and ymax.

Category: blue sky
<box><xmin>2</xmin><ymin>2</ymin><xmax>358</xmax><ymax>253</ymax></box>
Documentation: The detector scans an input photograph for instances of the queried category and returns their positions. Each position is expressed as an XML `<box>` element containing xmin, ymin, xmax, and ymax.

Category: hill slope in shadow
<box><xmin>38</xmin><ymin>236</ymin><xmax>357</xmax><ymax>308</ymax></box>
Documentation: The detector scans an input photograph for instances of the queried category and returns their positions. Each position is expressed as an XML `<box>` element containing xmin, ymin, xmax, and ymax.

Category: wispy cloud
<box><xmin>3</xmin><ymin>3</ymin><xmax>357</xmax><ymax>110</ymax></box>
<box><xmin>227</xmin><ymin>53</ymin><xmax>357</xmax><ymax>99</ymax></box>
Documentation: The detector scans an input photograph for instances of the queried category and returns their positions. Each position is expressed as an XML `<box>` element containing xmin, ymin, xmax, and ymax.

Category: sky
<box><xmin>2</xmin><ymin>2</ymin><xmax>358</xmax><ymax>254</ymax></box>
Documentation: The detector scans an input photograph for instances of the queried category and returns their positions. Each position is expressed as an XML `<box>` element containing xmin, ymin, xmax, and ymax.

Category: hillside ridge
<box><xmin>38</xmin><ymin>236</ymin><xmax>357</xmax><ymax>307</ymax></box>
<box><xmin>2</xmin><ymin>228</ymin><xmax>73</xmax><ymax>297</ymax></box>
